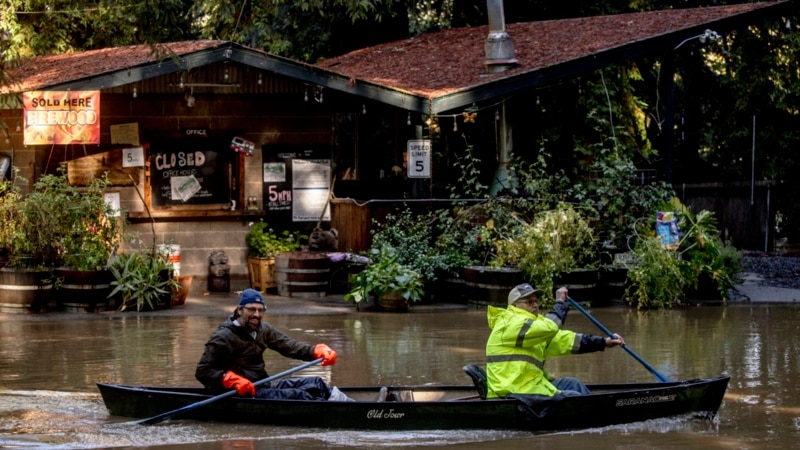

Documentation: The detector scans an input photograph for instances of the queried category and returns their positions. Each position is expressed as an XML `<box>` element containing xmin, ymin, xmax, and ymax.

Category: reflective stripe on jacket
<box><xmin>485</xmin><ymin>303</ymin><xmax>580</xmax><ymax>398</ymax></box>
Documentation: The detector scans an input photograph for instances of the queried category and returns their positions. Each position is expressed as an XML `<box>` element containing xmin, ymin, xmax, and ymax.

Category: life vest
<box><xmin>485</xmin><ymin>305</ymin><xmax>578</xmax><ymax>398</ymax></box>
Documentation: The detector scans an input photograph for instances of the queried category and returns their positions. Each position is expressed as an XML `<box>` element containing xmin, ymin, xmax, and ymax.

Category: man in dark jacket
<box><xmin>195</xmin><ymin>288</ymin><xmax>351</xmax><ymax>401</ymax></box>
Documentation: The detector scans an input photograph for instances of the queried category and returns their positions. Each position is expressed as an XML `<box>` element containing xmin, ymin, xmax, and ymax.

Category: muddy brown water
<box><xmin>1</xmin><ymin>302</ymin><xmax>799</xmax><ymax>449</ymax></box>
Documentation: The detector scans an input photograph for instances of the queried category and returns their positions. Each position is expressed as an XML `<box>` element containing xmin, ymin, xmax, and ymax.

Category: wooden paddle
<box><xmin>566</xmin><ymin>297</ymin><xmax>671</xmax><ymax>383</ymax></box>
<box><xmin>137</xmin><ymin>358</ymin><xmax>324</xmax><ymax>425</ymax></box>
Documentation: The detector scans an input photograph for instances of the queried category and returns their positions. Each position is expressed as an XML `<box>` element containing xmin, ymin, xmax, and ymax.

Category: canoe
<box><xmin>97</xmin><ymin>374</ymin><xmax>730</xmax><ymax>431</ymax></box>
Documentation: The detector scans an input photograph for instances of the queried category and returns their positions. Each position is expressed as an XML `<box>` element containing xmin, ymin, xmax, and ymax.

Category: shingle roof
<box><xmin>0</xmin><ymin>2</ymin><xmax>788</xmax><ymax>114</ymax></box>
<box><xmin>315</xmin><ymin>2</ymin><xmax>786</xmax><ymax>111</ymax></box>
<box><xmin>1</xmin><ymin>40</ymin><xmax>226</xmax><ymax>94</ymax></box>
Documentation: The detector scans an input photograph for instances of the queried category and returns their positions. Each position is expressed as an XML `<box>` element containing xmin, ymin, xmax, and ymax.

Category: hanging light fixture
<box><xmin>185</xmin><ymin>88</ymin><xmax>195</xmax><ymax>108</ymax></box>
<box><xmin>132</xmin><ymin>86</ymin><xmax>138</xmax><ymax>98</ymax></box>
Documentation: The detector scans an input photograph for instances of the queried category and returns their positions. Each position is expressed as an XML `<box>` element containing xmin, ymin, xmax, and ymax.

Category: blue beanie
<box><xmin>238</xmin><ymin>288</ymin><xmax>265</xmax><ymax>307</ymax></box>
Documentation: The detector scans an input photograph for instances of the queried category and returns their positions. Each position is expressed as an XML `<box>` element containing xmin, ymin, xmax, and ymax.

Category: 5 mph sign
<box><xmin>407</xmin><ymin>139</ymin><xmax>431</xmax><ymax>178</ymax></box>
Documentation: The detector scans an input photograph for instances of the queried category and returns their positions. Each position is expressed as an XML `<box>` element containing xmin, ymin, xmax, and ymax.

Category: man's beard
<box><xmin>243</xmin><ymin>317</ymin><xmax>261</xmax><ymax>333</ymax></box>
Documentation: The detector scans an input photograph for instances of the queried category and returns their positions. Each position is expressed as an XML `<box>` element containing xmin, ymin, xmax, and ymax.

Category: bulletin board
<box><xmin>262</xmin><ymin>145</ymin><xmax>331</xmax><ymax>227</ymax></box>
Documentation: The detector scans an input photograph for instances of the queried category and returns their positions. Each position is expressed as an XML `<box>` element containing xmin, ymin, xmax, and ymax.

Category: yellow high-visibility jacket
<box><xmin>485</xmin><ymin>303</ymin><xmax>605</xmax><ymax>398</ymax></box>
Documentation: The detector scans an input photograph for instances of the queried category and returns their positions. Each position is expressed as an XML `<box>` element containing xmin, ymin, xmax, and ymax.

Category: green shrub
<box><xmin>343</xmin><ymin>245</ymin><xmax>425</xmax><ymax>308</ymax></box>
<box><xmin>245</xmin><ymin>222</ymin><xmax>305</xmax><ymax>258</ymax></box>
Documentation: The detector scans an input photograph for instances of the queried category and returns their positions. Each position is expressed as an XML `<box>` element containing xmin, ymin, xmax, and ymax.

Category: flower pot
<box><xmin>376</xmin><ymin>290</ymin><xmax>410</xmax><ymax>312</ymax></box>
<box><xmin>0</xmin><ymin>268</ymin><xmax>54</xmax><ymax>314</ymax></box>
<box><xmin>171</xmin><ymin>275</ymin><xmax>193</xmax><ymax>306</ymax></box>
<box><xmin>55</xmin><ymin>268</ymin><xmax>115</xmax><ymax>313</ymax></box>
<box><xmin>247</xmin><ymin>256</ymin><xmax>276</xmax><ymax>293</ymax></box>
<box><xmin>463</xmin><ymin>266</ymin><xmax>524</xmax><ymax>306</ymax></box>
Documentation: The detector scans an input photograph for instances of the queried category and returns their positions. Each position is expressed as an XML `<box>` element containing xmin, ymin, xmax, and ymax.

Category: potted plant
<box><xmin>343</xmin><ymin>244</ymin><xmax>425</xmax><ymax>312</ymax></box>
<box><xmin>673</xmin><ymin>205</ymin><xmax>742</xmax><ymax>300</ymax></box>
<box><xmin>369</xmin><ymin>208</ymin><xmax>450</xmax><ymax>294</ymax></box>
<box><xmin>0</xmin><ymin>171</ymin><xmax>22</xmax><ymax>268</ymax></box>
<box><xmin>624</xmin><ymin>200</ymin><xmax>742</xmax><ymax>309</ymax></box>
<box><xmin>625</xmin><ymin>235</ymin><xmax>686</xmax><ymax>309</ymax></box>
<box><xmin>0</xmin><ymin>173</ymin><xmax>55</xmax><ymax>313</ymax></box>
<box><xmin>55</xmin><ymin>172</ymin><xmax>125</xmax><ymax>312</ymax></box>
<box><xmin>0</xmin><ymin>168</ymin><xmax>89</xmax><ymax>312</ymax></box>
<box><xmin>108</xmin><ymin>245</ymin><xmax>178</xmax><ymax>311</ymax></box>
<box><xmin>435</xmin><ymin>197</ymin><xmax>532</xmax><ymax>306</ymax></box>
<box><xmin>245</xmin><ymin>221</ymin><xmax>305</xmax><ymax>292</ymax></box>
<box><xmin>492</xmin><ymin>203</ymin><xmax>598</xmax><ymax>306</ymax></box>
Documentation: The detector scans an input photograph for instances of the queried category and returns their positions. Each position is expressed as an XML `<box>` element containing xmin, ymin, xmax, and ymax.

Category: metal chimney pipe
<box><xmin>485</xmin><ymin>0</ymin><xmax>518</xmax><ymax>74</ymax></box>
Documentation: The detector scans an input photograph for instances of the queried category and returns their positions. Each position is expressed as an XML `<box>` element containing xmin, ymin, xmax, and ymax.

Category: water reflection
<box><xmin>1</xmin><ymin>304</ymin><xmax>800</xmax><ymax>449</ymax></box>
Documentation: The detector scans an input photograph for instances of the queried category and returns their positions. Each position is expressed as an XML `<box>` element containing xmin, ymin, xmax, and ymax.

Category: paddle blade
<box><xmin>136</xmin><ymin>410</ymin><xmax>184</xmax><ymax>425</ymax></box>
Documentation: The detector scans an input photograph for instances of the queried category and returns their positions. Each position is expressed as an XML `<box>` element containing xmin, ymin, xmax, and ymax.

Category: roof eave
<box><xmin>423</xmin><ymin>0</ymin><xmax>793</xmax><ymax>114</ymax></box>
<box><xmin>229</xmin><ymin>51</ymin><xmax>431</xmax><ymax>112</ymax></box>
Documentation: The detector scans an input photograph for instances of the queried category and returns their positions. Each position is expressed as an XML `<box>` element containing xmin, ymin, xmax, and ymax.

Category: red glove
<box><xmin>222</xmin><ymin>371</ymin><xmax>256</xmax><ymax>397</ymax></box>
<box><xmin>313</xmin><ymin>343</ymin><xmax>337</xmax><ymax>366</ymax></box>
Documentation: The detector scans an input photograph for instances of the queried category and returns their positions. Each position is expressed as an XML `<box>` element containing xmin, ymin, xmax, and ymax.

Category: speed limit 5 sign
<box><xmin>407</xmin><ymin>139</ymin><xmax>431</xmax><ymax>178</ymax></box>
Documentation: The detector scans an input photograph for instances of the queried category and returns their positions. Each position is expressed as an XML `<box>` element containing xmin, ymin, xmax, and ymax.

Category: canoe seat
<box><xmin>376</xmin><ymin>386</ymin><xmax>388</xmax><ymax>402</ymax></box>
<box><xmin>386</xmin><ymin>390</ymin><xmax>414</xmax><ymax>402</ymax></box>
<box><xmin>463</xmin><ymin>364</ymin><xmax>487</xmax><ymax>400</ymax></box>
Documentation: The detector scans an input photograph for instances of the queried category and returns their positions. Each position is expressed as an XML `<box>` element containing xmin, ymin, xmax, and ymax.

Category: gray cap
<box><xmin>508</xmin><ymin>283</ymin><xmax>545</xmax><ymax>305</ymax></box>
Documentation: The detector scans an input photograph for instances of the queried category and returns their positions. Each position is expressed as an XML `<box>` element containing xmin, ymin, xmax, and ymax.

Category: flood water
<box><xmin>1</xmin><ymin>303</ymin><xmax>799</xmax><ymax>449</ymax></box>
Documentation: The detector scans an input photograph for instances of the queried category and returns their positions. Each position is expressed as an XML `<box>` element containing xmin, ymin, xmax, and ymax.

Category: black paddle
<box><xmin>566</xmin><ymin>297</ymin><xmax>671</xmax><ymax>383</ymax></box>
<box><xmin>137</xmin><ymin>357</ymin><xmax>324</xmax><ymax>425</ymax></box>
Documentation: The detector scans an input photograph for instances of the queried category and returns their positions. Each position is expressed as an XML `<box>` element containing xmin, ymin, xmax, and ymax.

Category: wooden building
<box><xmin>0</xmin><ymin>3</ymin><xmax>786</xmax><ymax>285</ymax></box>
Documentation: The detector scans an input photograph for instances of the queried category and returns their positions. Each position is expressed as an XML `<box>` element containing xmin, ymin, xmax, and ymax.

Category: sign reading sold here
<box><xmin>23</xmin><ymin>91</ymin><xmax>100</xmax><ymax>145</ymax></box>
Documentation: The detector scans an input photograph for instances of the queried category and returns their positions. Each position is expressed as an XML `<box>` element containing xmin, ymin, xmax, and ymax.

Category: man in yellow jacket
<box><xmin>486</xmin><ymin>284</ymin><xmax>625</xmax><ymax>399</ymax></box>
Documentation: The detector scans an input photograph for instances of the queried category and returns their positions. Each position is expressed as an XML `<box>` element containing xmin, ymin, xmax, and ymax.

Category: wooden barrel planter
<box><xmin>463</xmin><ymin>266</ymin><xmax>524</xmax><ymax>306</ymax></box>
<box><xmin>600</xmin><ymin>266</ymin><xmax>629</xmax><ymax>304</ymax></box>
<box><xmin>55</xmin><ymin>268</ymin><xmax>115</xmax><ymax>313</ymax></box>
<box><xmin>275</xmin><ymin>252</ymin><xmax>331</xmax><ymax>298</ymax></box>
<box><xmin>684</xmin><ymin>274</ymin><xmax>724</xmax><ymax>303</ymax></box>
<box><xmin>555</xmin><ymin>268</ymin><xmax>599</xmax><ymax>304</ymax></box>
<box><xmin>0</xmin><ymin>268</ymin><xmax>54</xmax><ymax>314</ymax></box>
<box><xmin>376</xmin><ymin>290</ymin><xmax>410</xmax><ymax>312</ymax></box>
